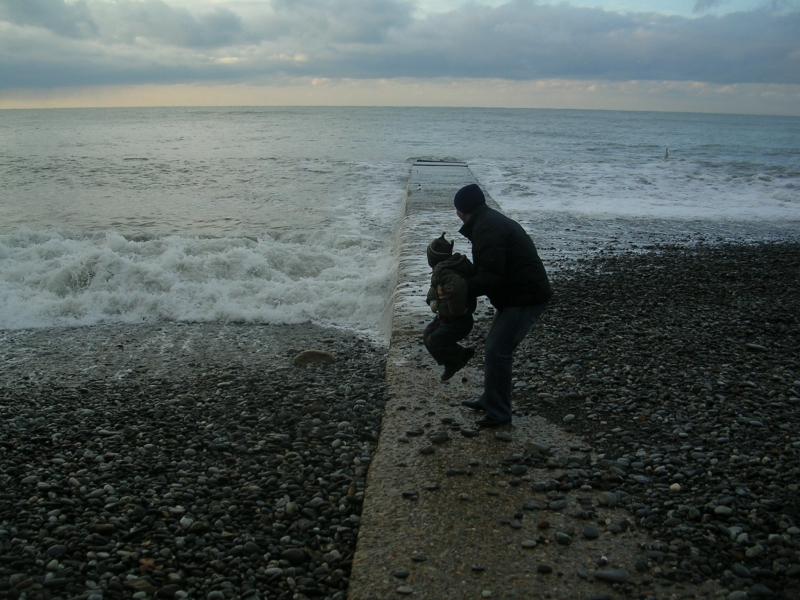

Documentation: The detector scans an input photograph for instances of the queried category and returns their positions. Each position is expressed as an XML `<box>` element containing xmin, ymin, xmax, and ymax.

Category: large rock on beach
<box><xmin>292</xmin><ymin>349</ymin><xmax>336</xmax><ymax>367</ymax></box>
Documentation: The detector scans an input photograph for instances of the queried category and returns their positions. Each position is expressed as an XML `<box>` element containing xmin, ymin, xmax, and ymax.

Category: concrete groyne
<box><xmin>348</xmin><ymin>162</ymin><xmax>650</xmax><ymax>599</ymax></box>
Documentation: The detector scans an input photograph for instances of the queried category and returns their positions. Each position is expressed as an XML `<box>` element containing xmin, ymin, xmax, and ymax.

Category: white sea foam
<box><xmin>0</xmin><ymin>229</ymin><xmax>397</xmax><ymax>336</ymax></box>
<box><xmin>472</xmin><ymin>158</ymin><xmax>800</xmax><ymax>221</ymax></box>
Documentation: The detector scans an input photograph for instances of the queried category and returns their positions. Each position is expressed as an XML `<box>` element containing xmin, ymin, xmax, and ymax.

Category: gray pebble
<box><xmin>597</xmin><ymin>492</ymin><xmax>617</xmax><ymax>507</ymax></box>
<box><xmin>595</xmin><ymin>568</ymin><xmax>630</xmax><ymax>584</ymax></box>
<box><xmin>747</xmin><ymin>583</ymin><xmax>774</xmax><ymax>597</ymax></box>
<box><xmin>582</xmin><ymin>525</ymin><xmax>600</xmax><ymax>540</ymax></box>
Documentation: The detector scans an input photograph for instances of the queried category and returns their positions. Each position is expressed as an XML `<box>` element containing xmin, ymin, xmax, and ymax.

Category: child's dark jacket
<box><xmin>426</xmin><ymin>253</ymin><xmax>477</xmax><ymax>319</ymax></box>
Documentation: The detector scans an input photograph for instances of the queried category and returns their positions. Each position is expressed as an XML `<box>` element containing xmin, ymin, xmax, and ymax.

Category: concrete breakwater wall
<box><xmin>347</xmin><ymin>162</ymin><xmax>653</xmax><ymax>599</ymax></box>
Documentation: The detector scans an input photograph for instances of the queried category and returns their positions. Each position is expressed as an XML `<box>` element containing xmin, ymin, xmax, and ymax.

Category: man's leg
<box><xmin>480</xmin><ymin>304</ymin><xmax>547</xmax><ymax>422</ymax></box>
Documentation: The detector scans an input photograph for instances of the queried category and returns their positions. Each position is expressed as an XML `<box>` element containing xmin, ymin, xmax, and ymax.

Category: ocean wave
<box><xmin>0</xmin><ymin>229</ymin><xmax>397</xmax><ymax>333</ymax></box>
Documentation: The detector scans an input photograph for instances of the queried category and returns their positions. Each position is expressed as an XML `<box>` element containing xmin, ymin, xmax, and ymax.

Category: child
<box><xmin>423</xmin><ymin>233</ymin><xmax>477</xmax><ymax>382</ymax></box>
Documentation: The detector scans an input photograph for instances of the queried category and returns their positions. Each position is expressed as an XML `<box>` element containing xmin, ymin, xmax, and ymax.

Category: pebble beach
<box><xmin>1</xmin><ymin>240</ymin><xmax>799</xmax><ymax>600</ymax></box>
<box><xmin>506</xmin><ymin>241</ymin><xmax>800</xmax><ymax>599</ymax></box>
<box><xmin>0</xmin><ymin>324</ymin><xmax>387</xmax><ymax>600</ymax></box>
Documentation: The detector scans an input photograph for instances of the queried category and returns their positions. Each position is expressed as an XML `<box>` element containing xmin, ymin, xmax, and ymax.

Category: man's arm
<box><xmin>466</xmin><ymin>237</ymin><xmax>506</xmax><ymax>298</ymax></box>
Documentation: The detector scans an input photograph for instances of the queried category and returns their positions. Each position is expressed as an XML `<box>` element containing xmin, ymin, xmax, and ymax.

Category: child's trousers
<box><xmin>423</xmin><ymin>314</ymin><xmax>474</xmax><ymax>368</ymax></box>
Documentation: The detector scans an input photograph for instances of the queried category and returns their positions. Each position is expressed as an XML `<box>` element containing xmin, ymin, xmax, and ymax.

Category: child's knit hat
<box><xmin>427</xmin><ymin>232</ymin><xmax>454</xmax><ymax>268</ymax></box>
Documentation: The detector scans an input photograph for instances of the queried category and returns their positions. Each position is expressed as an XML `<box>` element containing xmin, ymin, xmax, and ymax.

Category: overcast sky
<box><xmin>1</xmin><ymin>0</ymin><xmax>799</xmax><ymax>114</ymax></box>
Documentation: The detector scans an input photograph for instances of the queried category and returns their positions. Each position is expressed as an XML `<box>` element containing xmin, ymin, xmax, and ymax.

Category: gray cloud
<box><xmin>303</xmin><ymin>1</ymin><xmax>800</xmax><ymax>84</ymax></box>
<box><xmin>0</xmin><ymin>0</ymin><xmax>97</xmax><ymax>37</ymax></box>
<box><xmin>693</xmin><ymin>0</ymin><xmax>730</xmax><ymax>14</ymax></box>
<box><xmin>0</xmin><ymin>0</ymin><xmax>798</xmax><ymax>90</ymax></box>
<box><xmin>268</xmin><ymin>0</ymin><xmax>414</xmax><ymax>43</ymax></box>
<box><xmin>90</xmin><ymin>0</ymin><xmax>243</xmax><ymax>48</ymax></box>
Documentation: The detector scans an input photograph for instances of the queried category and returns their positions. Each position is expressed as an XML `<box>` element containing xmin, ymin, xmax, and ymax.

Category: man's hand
<box><xmin>437</xmin><ymin>283</ymin><xmax>455</xmax><ymax>299</ymax></box>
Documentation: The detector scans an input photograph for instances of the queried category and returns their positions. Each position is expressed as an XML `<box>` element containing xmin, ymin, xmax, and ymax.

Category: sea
<box><xmin>1</xmin><ymin>107</ymin><xmax>799</xmax><ymax>342</ymax></box>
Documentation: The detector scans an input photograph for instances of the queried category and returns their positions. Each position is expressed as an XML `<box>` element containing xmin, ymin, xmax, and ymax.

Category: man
<box><xmin>451</xmin><ymin>183</ymin><xmax>551</xmax><ymax>428</ymax></box>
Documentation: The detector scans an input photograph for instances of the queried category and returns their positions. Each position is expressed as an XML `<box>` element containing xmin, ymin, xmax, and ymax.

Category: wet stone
<box><xmin>582</xmin><ymin>525</ymin><xmax>600</xmax><ymax>540</ymax></box>
<box><xmin>747</xmin><ymin>583</ymin><xmax>775</xmax><ymax>597</ymax></box>
<box><xmin>597</xmin><ymin>492</ymin><xmax>617</xmax><ymax>507</ymax></box>
<box><xmin>445</xmin><ymin>468</ymin><xmax>467</xmax><ymax>476</ymax></box>
<box><xmin>46</xmin><ymin>545</ymin><xmax>67</xmax><ymax>558</ymax></box>
<box><xmin>280</xmin><ymin>548</ymin><xmax>307</xmax><ymax>565</ymax></box>
<box><xmin>429</xmin><ymin>431</ymin><xmax>450</xmax><ymax>444</ymax></box>
<box><xmin>595</xmin><ymin>568</ymin><xmax>630</xmax><ymax>584</ymax></box>
<box><xmin>157</xmin><ymin>584</ymin><xmax>181</xmax><ymax>598</ymax></box>
<box><xmin>526</xmin><ymin>442</ymin><xmax>552</xmax><ymax>454</ymax></box>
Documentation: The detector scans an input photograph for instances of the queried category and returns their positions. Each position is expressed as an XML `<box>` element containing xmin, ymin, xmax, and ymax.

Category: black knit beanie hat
<box><xmin>427</xmin><ymin>232</ymin><xmax>454</xmax><ymax>268</ymax></box>
<box><xmin>453</xmin><ymin>183</ymin><xmax>486</xmax><ymax>213</ymax></box>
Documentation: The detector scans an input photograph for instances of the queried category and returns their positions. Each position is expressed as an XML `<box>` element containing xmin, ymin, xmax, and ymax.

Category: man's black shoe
<box><xmin>461</xmin><ymin>400</ymin><xmax>485</xmax><ymax>411</ymax></box>
<box><xmin>475</xmin><ymin>416</ymin><xmax>512</xmax><ymax>428</ymax></box>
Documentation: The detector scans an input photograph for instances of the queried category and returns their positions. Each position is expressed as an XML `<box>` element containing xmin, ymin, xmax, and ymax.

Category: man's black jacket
<box><xmin>458</xmin><ymin>204</ymin><xmax>552</xmax><ymax>309</ymax></box>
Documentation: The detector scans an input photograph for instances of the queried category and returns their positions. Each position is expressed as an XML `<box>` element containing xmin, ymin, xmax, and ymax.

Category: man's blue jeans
<box><xmin>480</xmin><ymin>304</ymin><xmax>548</xmax><ymax>422</ymax></box>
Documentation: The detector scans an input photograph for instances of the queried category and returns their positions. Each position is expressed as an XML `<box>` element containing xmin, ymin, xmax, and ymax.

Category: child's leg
<box><xmin>423</xmin><ymin>317</ymin><xmax>445</xmax><ymax>365</ymax></box>
<box><xmin>425</xmin><ymin>316</ymin><xmax>473</xmax><ymax>367</ymax></box>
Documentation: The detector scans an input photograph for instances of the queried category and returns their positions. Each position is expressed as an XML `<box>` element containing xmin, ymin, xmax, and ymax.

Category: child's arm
<box><xmin>426</xmin><ymin>284</ymin><xmax>439</xmax><ymax>313</ymax></box>
<box><xmin>439</xmin><ymin>272</ymin><xmax>470</xmax><ymax>316</ymax></box>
